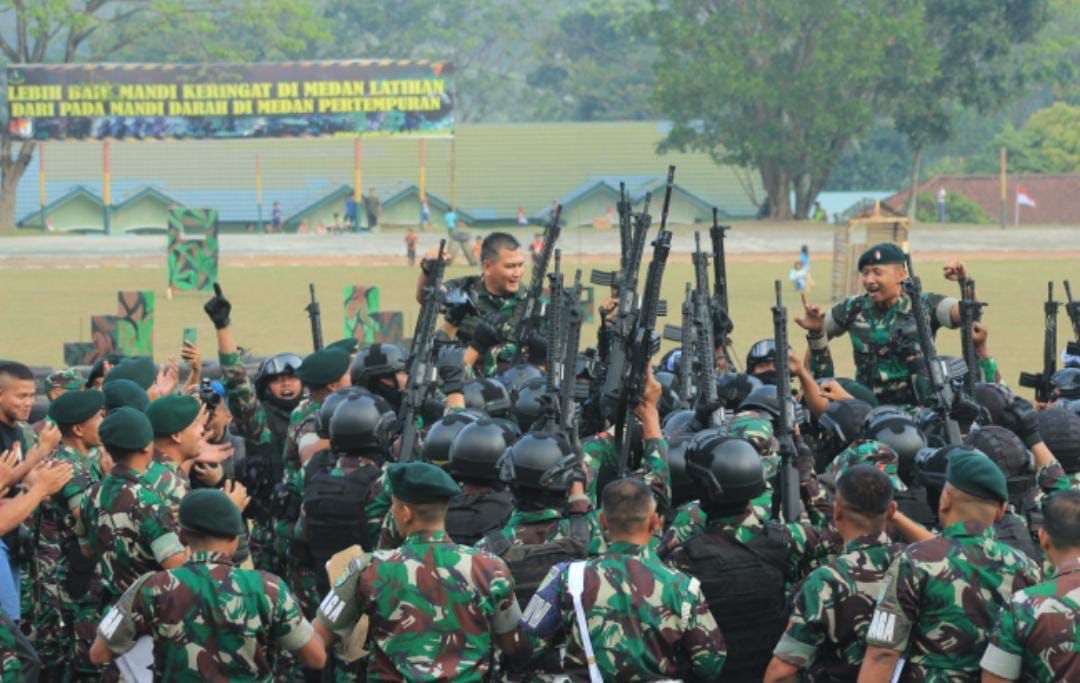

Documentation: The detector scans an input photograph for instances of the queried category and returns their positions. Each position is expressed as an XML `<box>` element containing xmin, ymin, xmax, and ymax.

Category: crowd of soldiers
<box><xmin>0</xmin><ymin>215</ymin><xmax>1079</xmax><ymax>682</ymax></box>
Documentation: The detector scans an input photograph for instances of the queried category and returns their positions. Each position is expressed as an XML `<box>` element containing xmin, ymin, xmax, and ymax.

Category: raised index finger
<box><xmin>213</xmin><ymin>283</ymin><xmax>223</xmax><ymax>297</ymax></box>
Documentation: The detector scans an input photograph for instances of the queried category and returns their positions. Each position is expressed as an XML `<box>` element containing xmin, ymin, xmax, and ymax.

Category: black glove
<box><xmin>469</xmin><ymin>315</ymin><xmax>505</xmax><ymax>355</ymax></box>
<box><xmin>1004</xmin><ymin>395</ymin><xmax>1042</xmax><ymax>448</ymax></box>
<box><xmin>203</xmin><ymin>283</ymin><xmax>232</xmax><ymax>329</ymax></box>
<box><xmin>436</xmin><ymin>346</ymin><xmax>467</xmax><ymax>395</ymax></box>
<box><xmin>690</xmin><ymin>398</ymin><xmax>726</xmax><ymax>432</ymax></box>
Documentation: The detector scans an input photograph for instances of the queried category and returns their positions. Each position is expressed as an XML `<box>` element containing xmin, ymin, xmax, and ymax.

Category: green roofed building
<box><xmin>17</xmin><ymin>121</ymin><xmax>762</xmax><ymax>232</ymax></box>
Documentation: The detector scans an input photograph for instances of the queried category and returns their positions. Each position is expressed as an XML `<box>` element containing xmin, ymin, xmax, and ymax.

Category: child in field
<box><xmin>405</xmin><ymin>228</ymin><xmax>419</xmax><ymax>266</ymax></box>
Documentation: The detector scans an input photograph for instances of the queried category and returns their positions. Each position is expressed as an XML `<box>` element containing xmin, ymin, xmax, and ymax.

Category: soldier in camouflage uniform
<box><xmin>522</xmin><ymin>477</ymin><xmax>726</xmax><ymax>681</ymax></box>
<box><xmin>0</xmin><ymin>612</ymin><xmax>39</xmax><ymax>683</ymax></box>
<box><xmin>78</xmin><ymin>407</ymin><xmax>188</xmax><ymax>606</ymax></box>
<box><xmin>767</xmin><ymin>465</ymin><xmax>904</xmax><ymax>682</ymax></box>
<box><xmin>33</xmin><ymin>390</ymin><xmax>107</xmax><ymax>678</ymax></box>
<box><xmin>204</xmin><ymin>283</ymin><xmax>304</xmax><ymax>572</ymax></box>
<box><xmin>315</xmin><ymin>462</ymin><xmax>530</xmax><ymax>681</ymax></box>
<box><xmin>283</xmin><ymin>348</ymin><xmax>352</xmax><ymax>617</ymax></box>
<box><xmin>91</xmin><ymin>488</ymin><xmax>325</xmax><ymax>679</ymax></box>
<box><xmin>861</xmin><ymin>448</ymin><xmax>1043</xmax><ymax>680</ymax></box>
<box><xmin>826</xmin><ymin>439</ymin><xmax>907</xmax><ymax>492</ymax></box>
<box><xmin>420</xmin><ymin>232</ymin><xmax>529</xmax><ymax>377</ymax></box>
<box><xmin>42</xmin><ymin>369</ymin><xmax>84</xmax><ymax>402</ymax></box>
<box><xmin>981</xmin><ymin>490</ymin><xmax>1080</xmax><ymax>682</ymax></box>
<box><xmin>795</xmin><ymin>242</ymin><xmax>966</xmax><ymax>406</ymax></box>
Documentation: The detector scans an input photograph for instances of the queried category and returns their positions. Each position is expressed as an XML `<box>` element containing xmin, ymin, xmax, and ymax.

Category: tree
<box><xmin>651</xmin><ymin>0</ymin><xmax>931</xmax><ymax>219</ymax></box>
<box><xmin>525</xmin><ymin>0</ymin><xmax>657</xmax><ymax>121</ymax></box>
<box><xmin>993</xmin><ymin>102</ymin><xmax>1080</xmax><ymax>172</ymax></box>
<box><xmin>0</xmin><ymin>0</ymin><xmax>328</xmax><ymax>230</ymax></box>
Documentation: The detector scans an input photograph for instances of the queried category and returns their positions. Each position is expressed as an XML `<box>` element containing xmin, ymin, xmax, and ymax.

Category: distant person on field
<box><xmin>473</xmin><ymin>235</ymin><xmax>482</xmax><ymax>264</ymax></box>
<box><xmin>297</xmin><ymin>220</ymin><xmax>309</xmax><ymax>235</ymax></box>
<box><xmin>937</xmin><ymin>187</ymin><xmax>947</xmax><ymax>223</ymax></box>
<box><xmin>345</xmin><ymin>195</ymin><xmax>359</xmax><ymax>231</ymax></box>
<box><xmin>270</xmin><ymin>201</ymin><xmax>281</xmax><ymax>233</ymax></box>
<box><xmin>516</xmin><ymin>206</ymin><xmax>528</xmax><ymax>227</ymax></box>
<box><xmin>405</xmin><ymin>228</ymin><xmax>419</xmax><ymax>267</ymax></box>
<box><xmin>530</xmin><ymin>233</ymin><xmax>544</xmax><ymax>269</ymax></box>
<box><xmin>789</xmin><ymin>260</ymin><xmax>813</xmax><ymax>293</ymax></box>
<box><xmin>421</xmin><ymin>200</ymin><xmax>432</xmax><ymax>232</ymax></box>
<box><xmin>331</xmin><ymin>213</ymin><xmax>342</xmax><ymax>233</ymax></box>
<box><xmin>813</xmin><ymin>202</ymin><xmax>827</xmax><ymax>222</ymax></box>
<box><xmin>364</xmin><ymin>188</ymin><xmax>381</xmax><ymax>230</ymax></box>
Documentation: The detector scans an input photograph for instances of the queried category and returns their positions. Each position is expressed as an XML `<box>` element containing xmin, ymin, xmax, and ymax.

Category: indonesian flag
<box><xmin>1017</xmin><ymin>187</ymin><xmax>1036</xmax><ymax>207</ymax></box>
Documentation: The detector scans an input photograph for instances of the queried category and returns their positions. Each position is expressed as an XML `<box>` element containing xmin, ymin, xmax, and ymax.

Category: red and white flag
<box><xmin>1017</xmin><ymin>187</ymin><xmax>1036</xmax><ymax>207</ymax></box>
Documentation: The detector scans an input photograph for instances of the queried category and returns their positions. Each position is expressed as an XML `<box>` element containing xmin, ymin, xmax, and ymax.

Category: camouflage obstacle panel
<box><xmin>370</xmin><ymin>311</ymin><xmax>405</xmax><ymax>345</ymax></box>
<box><xmin>114</xmin><ymin>291</ymin><xmax>155</xmax><ymax>357</ymax></box>
<box><xmin>91</xmin><ymin>315</ymin><xmax>119</xmax><ymax>360</ymax></box>
<box><xmin>343</xmin><ymin>286</ymin><xmax>381</xmax><ymax>343</ymax></box>
<box><xmin>167</xmin><ymin>208</ymin><xmax>220</xmax><ymax>292</ymax></box>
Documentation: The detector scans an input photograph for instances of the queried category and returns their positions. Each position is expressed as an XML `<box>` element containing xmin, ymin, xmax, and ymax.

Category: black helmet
<box><xmin>745</xmin><ymin>338</ymin><xmax>776</xmax><ymax>373</ymax></box>
<box><xmin>254</xmin><ymin>353</ymin><xmax>303</xmax><ymax>400</ymax></box>
<box><xmin>653</xmin><ymin>370</ymin><xmax>681</xmax><ymax>417</ymax></box>
<box><xmin>973</xmin><ymin>382</ymin><xmax>1014</xmax><ymax>426</ymax></box>
<box><xmin>462</xmin><ymin>379</ymin><xmax>512</xmax><ymax>418</ymax></box>
<box><xmin>817</xmin><ymin>399</ymin><xmax>874</xmax><ymax>454</ymax></box>
<box><xmin>329</xmin><ymin>393</ymin><xmax>396</xmax><ymax>456</ymax></box>
<box><xmin>738</xmin><ymin>384</ymin><xmax>781</xmax><ymax>419</ymax></box>
<box><xmin>663</xmin><ymin>409</ymin><xmax>697</xmax><ymax>440</ymax></box>
<box><xmin>665</xmin><ymin>438</ymin><xmax>697</xmax><ymax>508</ymax></box>
<box><xmin>499</xmin><ymin>431</ymin><xmax>576</xmax><ymax>492</ymax></box>
<box><xmin>1051</xmin><ymin>368</ymin><xmax>1080</xmax><ymax>400</ymax></box>
<box><xmin>685</xmin><ymin>429</ymin><xmax>765</xmax><ymax>504</ymax></box>
<box><xmin>499</xmin><ymin>363</ymin><xmax>543</xmax><ymax>394</ymax></box>
<box><xmin>422</xmin><ymin>411</ymin><xmax>481</xmax><ymax>467</ymax></box>
<box><xmin>316</xmin><ymin>387</ymin><xmax>367</xmax><ymax>439</ymax></box>
<box><xmin>865</xmin><ymin>410</ymin><xmax>926</xmax><ymax>485</ymax></box>
<box><xmin>964</xmin><ymin>426</ymin><xmax>1033</xmax><ymax>502</ymax></box>
<box><xmin>489</xmin><ymin>416</ymin><xmax>523</xmax><ymax>445</ymax></box>
<box><xmin>512</xmin><ymin>376</ymin><xmax>549</xmax><ymax>432</ymax></box>
<box><xmin>716</xmin><ymin>373</ymin><xmax>763</xmax><ymax>411</ymax></box>
<box><xmin>1037</xmin><ymin>407</ymin><xmax>1080</xmax><ymax>474</ymax></box>
<box><xmin>449</xmin><ymin>418</ymin><xmax>510</xmax><ymax>482</ymax></box>
<box><xmin>350</xmin><ymin>344</ymin><xmax>407</xmax><ymax>385</ymax></box>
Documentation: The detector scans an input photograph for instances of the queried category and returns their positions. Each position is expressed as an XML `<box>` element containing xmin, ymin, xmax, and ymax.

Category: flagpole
<box><xmin>999</xmin><ymin>147</ymin><xmax>1007</xmax><ymax>230</ymax></box>
<box><xmin>1015</xmin><ymin>192</ymin><xmax>1019</xmax><ymax>226</ymax></box>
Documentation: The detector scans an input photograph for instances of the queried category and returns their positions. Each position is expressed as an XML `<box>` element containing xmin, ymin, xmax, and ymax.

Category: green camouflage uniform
<box><xmin>6</xmin><ymin>421</ymin><xmax>38</xmax><ymax>626</ymax></box>
<box><xmin>773</xmin><ymin>531</ymin><xmax>904</xmax><ymax>681</ymax></box>
<box><xmin>1032</xmin><ymin>461</ymin><xmax>1080</xmax><ymax>505</ymax></box>
<box><xmin>866</xmin><ymin>520</ymin><xmax>1043</xmax><ymax>680</ymax></box>
<box><xmin>580</xmin><ymin>435</ymin><xmax>672</xmax><ymax>511</ymax></box>
<box><xmin>826</xmin><ymin>439</ymin><xmax>907</xmax><ymax>492</ymax></box>
<box><xmin>219</xmin><ymin>349</ymin><xmax>289</xmax><ymax>572</ymax></box>
<box><xmin>97</xmin><ymin>550</ymin><xmax>314</xmax><ymax>681</ymax></box>
<box><xmin>521</xmin><ymin>540</ymin><xmax>727</xmax><ymax>680</ymax></box>
<box><xmin>79</xmin><ymin>464</ymin><xmax>186</xmax><ymax>605</ymax></box>
<box><xmin>981</xmin><ymin>556</ymin><xmax>1080</xmax><ymax>682</ymax></box>
<box><xmin>0</xmin><ymin>613</ymin><xmax>35</xmax><ymax>682</ymax></box>
<box><xmin>442</xmin><ymin>275</ymin><xmax>527</xmax><ymax>377</ymax></box>
<box><xmin>33</xmin><ymin>443</ymin><xmax>105</xmax><ymax>675</ymax></box>
<box><xmin>316</xmin><ymin>529</ymin><xmax>522</xmax><ymax>682</ymax></box>
<box><xmin>809</xmin><ymin>291</ymin><xmax>957</xmax><ymax>406</ymax></box>
<box><xmin>282</xmin><ymin>398</ymin><xmax>321</xmax><ymax>617</ymax></box>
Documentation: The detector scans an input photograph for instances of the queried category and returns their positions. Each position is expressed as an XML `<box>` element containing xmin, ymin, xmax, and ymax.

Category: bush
<box><xmin>914</xmin><ymin>190</ymin><xmax>992</xmax><ymax>224</ymax></box>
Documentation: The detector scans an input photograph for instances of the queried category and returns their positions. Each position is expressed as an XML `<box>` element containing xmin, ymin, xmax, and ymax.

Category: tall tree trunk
<box><xmin>906</xmin><ymin>146</ymin><xmax>923</xmax><ymax>220</ymax></box>
<box><xmin>759</xmin><ymin>162</ymin><xmax>792</xmax><ymax>219</ymax></box>
<box><xmin>0</xmin><ymin>136</ymin><xmax>36</xmax><ymax>231</ymax></box>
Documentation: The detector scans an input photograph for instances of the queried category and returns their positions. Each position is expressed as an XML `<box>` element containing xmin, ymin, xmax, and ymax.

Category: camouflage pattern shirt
<box><xmin>80</xmin><ymin>464</ymin><xmax>186</xmax><ymax>603</ymax></box>
<box><xmin>521</xmin><ymin>541</ymin><xmax>727</xmax><ymax>681</ymax></box>
<box><xmin>219</xmin><ymin>350</ymin><xmax>274</xmax><ymax>447</ymax></box>
<box><xmin>97</xmin><ymin>550</ymin><xmax>314</xmax><ymax>682</ymax></box>
<box><xmin>981</xmin><ymin>556</ymin><xmax>1080</xmax><ymax>682</ymax></box>
<box><xmin>475</xmin><ymin>498</ymin><xmax>606</xmax><ymax>557</ymax></box>
<box><xmin>866</xmin><ymin>520</ymin><xmax>1043</xmax><ymax>679</ymax></box>
<box><xmin>814</xmin><ymin>291</ymin><xmax>957</xmax><ymax>405</ymax></box>
<box><xmin>316</xmin><ymin>530</ymin><xmax>522</xmax><ymax>682</ymax></box>
<box><xmin>826</xmin><ymin>439</ymin><xmax>907</xmax><ymax>492</ymax></box>
<box><xmin>774</xmin><ymin>531</ymin><xmax>904</xmax><ymax>681</ymax></box>
<box><xmin>581</xmin><ymin>435</ymin><xmax>671</xmax><ymax>510</ymax></box>
<box><xmin>36</xmin><ymin>444</ymin><xmax>101</xmax><ymax>591</ymax></box>
<box><xmin>442</xmin><ymin>275</ymin><xmax>527</xmax><ymax>376</ymax></box>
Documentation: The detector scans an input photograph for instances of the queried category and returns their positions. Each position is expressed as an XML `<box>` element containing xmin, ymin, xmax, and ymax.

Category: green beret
<box><xmin>388</xmin><ymin>462</ymin><xmax>461</xmax><ymax>504</ymax></box>
<box><xmin>47</xmin><ymin>390</ymin><xmax>104</xmax><ymax>426</ymax></box>
<box><xmin>837</xmin><ymin>378</ymin><xmax>880</xmax><ymax>407</ymax></box>
<box><xmin>327</xmin><ymin>338</ymin><xmax>360</xmax><ymax>355</ymax></box>
<box><xmin>146</xmin><ymin>394</ymin><xmax>201</xmax><ymax>437</ymax></box>
<box><xmin>179</xmin><ymin>489</ymin><xmax>245</xmax><ymax>538</ymax></box>
<box><xmin>857</xmin><ymin>242</ymin><xmax>907</xmax><ymax>271</ymax></box>
<box><xmin>947</xmin><ymin>448</ymin><xmax>1008</xmax><ymax>503</ymax></box>
<box><xmin>104</xmin><ymin>357</ymin><xmax>156</xmax><ymax>390</ymax></box>
<box><xmin>46</xmin><ymin>369</ymin><xmax>85</xmax><ymax>392</ymax></box>
<box><xmin>99</xmin><ymin>407</ymin><xmax>154</xmax><ymax>452</ymax></box>
<box><xmin>296</xmin><ymin>348</ymin><xmax>351</xmax><ymax>387</ymax></box>
<box><xmin>103</xmin><ymin>379</ymin><xmax>150</xmax><ymax>413</ymax></box>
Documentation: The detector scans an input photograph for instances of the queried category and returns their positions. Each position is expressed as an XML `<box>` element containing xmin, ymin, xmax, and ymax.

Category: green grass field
<box><xmin>2</xmin><ymin>256</ymin><xmax>1075</xmax><ymax>402</ymax></box>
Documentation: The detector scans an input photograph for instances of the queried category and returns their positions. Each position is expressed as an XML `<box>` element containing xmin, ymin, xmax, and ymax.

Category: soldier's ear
<box><xmin>885</xmin><ymin>500</ymin><xmax>897</xmax><ymax>520</ymax></box>
<box><xmin>598</xmin><ymin>512</ymin><xmax>608</xmax><ymax>533</ymax></box>
<box><xmin>1037</xmin><ymin>528</ymin><xmax>1051</xmax><ymax>555</ymax></box>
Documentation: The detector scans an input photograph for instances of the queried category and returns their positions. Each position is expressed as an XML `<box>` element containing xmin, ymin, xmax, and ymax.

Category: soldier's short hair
<box><xmin>1043</xmin><ymin>490</ymin><xmax>1080</xmax><ymax>551</ymax></box>
<box><xmin>481</xmin><ymin>232</ymin><xmax>520</xmax><ymax>264</ymax></box>
<box><xmin>407</xmin><ymin>500</ymin><xmax>450</xmax><ymax>525</ymax></box>
<box><xmin>0</xmin><ymin>361</ymin><xmax>34</xmax><ymax>386</ymax></box>
<box><xmin>837</xmin><ymin>464</ymin><xmax>894</xmax><ymax>520</ymax></box>
<box><xmin>601</xmin><ymin>478</ymin><xmax>655</xmax><ymax>535</ymax></box>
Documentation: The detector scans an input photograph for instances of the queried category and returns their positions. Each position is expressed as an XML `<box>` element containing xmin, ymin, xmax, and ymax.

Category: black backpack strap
<box><xmin>483</xmin><ymin>529</ymin><xmax>512</xmax><ymax>558</ymax></box>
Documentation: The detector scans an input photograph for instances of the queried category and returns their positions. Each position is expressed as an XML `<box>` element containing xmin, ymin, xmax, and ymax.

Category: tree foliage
<box><xmin>993</xmin><ymin>102</ymin><xmax>1080</xmax><ymax>172</ymax></box>
<box><xmin>914</xmin><ymin>189</ymin><xmax>991</xmax><ymax>224</ymax></box>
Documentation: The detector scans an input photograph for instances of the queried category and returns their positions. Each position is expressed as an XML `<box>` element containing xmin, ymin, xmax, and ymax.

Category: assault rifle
<box><xmin>772</xmin><ymin>280</ymin><xmax>801</xmax><ymax>522</ymax></box>
<box><xmin>560</xmin><ymin>272</ymin><xmax>584</xmax><ymax>436</ymax></box>
<box><xmin>709</xmin><ymin>211</ymin><xmax>734</xmax><ymax>366</ymax></box>
<box><xmin>692</xmin><ymin>232</ymin><xmax>718</xmax><ymax>403</ymax></box>
<box><xmin>1065</xmin><ymin>281</ymin><xmax>1080</xmax><ymax>356</ymax></box>
<box><xmin>957</xmin><ymin>278</ymin><xmax>987</xmax><ymax>394</ymax></box>
<box><xmin>398</xmin><ymin>240</ymin><xmax>447</xmax><ymax>461</ymax></box>
<box><xmin>509</xmin><ymin>205</ymin><xmax>562</xmax><ymax>363</ymax></box>
<box><xmin>593</xmin><ymin>191</ymin><xmax>652</xmax><ymax>368</ymax></box>
<box><xmin>904</xmin><ymin>256</ymin><xmax>962</xmax><ymax>445</ymax></box>
<box><xmin>1019</xmin><ymin>282</ymin><xmax>1059</xmax><ymax>404</ymax></box>
<box><xmin>609</xmin><ymin>166</ymin><xmax>676</xmax><ymax>475</ymax></box>
<box><xmin>305</xmin><ymin>283</ymin><xmax>323</xmax><ymax>351</ymax></box>
<box><xmin>616</xmin><ymin>182</ymin><xmax>633</xmax><ymax>275</ymax></box>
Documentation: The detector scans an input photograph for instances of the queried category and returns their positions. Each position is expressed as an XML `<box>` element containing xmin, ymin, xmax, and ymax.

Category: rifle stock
<box><xmin>1018</xmin><ymin>281</ymin><xmax>1058</xmax><ymax>403</ymax></box>
<box><xmin>305</xmin><ymin>283</ymin><xmax>323</xmax><ymax>352</ymax></box>
<box><xmin>771</xmin><ymin>280</ymin><xmax>801</xmax><ymax>522</ymax></box>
